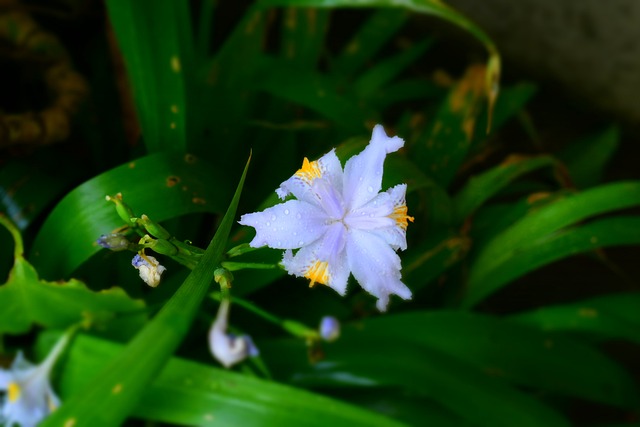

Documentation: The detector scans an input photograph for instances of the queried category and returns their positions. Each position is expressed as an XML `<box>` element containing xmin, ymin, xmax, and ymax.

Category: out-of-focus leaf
<box><xmin>263</xmin><ymin>311</ymin><xmax>639</xmax><ymax>413</ymax></box>
<box><xmin>30</xmin><ymin>152</ymin><xmax>228</xmax><ymax>280</ymax></box>
<box><xmin>453</xmin><ymin>154</ymin><xmax>558</xmax><ymax>222</ymax></box>
<box><xmin>257</xmin><ymin>0</ymin><xmax>501</xmax><ymax>125</ymax></box>
<box><xmin>41</xmin><ymin>156</ymin><xmax>250</xmax><ymax>427</ymax></box>
<box><xmin>511</xmin><ymin>293</ymin><xmax>640</xmax><ymax>344</ymax></box>
<box><xmin>281</xmin><ymin>8</ymin><xmax>330</xmax><ymax>67</ymax></box>
<box><xmin>38</xmin><ymin>332</ymin><xmax>405</xmax><ymax>427</ymax></box>
<box><xmin>0</xmin><ymin>215</ymin><xmax>145</xmax><ymax>338</ymax></box>
<box><xmin>465</xmin><ymin>181</ymin><xmax>640</xmax><ymax>307</ymax></box>
<box><xmin>257</xmin><ymin>60</ymin><xmax>371</xmax><ymax>133</ymax></box>
<box><xmin>262</xmin><ymin>334</ymin><xmax>572</xmax><ymax>427</ymax></box>
<box><xmin>0</xmin><ymin>160</ymin><xmax>68</xmax><ymax>231</ymax></box>
<box><xmin>105</xmin><ymin>0</ymin><xmax>195</xmax><ymax>153</ymax></box>
<box><xmin>403</xmin><ymin>229</ymin><xmax>469</xmax><ymax>292</ymax></box>
<box><xmin>466</xmin><ymin>216</ymin><xmax>640</xmax><ymax>306</ymax></box>
<box><xmin>331</xmin><ymin>8</ymin><xmax>408</xmax><ymax>77</ymax></box>
<box><xmin>558</xmin><ymin>126</ymin><xmax>619</xmax><ymax>188</ymax></box>
<box><xmin>354</xmin><ymin>39</ymin><xmax>433</xmax><ymax>97</ymax></box>
<box><xmin>474</xmin><ymin>82</ymin><xmax>537</xmax><ymax>140</ymax></box>
<box><xmin>414</xmin><ymin>64</ymin><xmax>488</xmax><ymax>187</ymax></box>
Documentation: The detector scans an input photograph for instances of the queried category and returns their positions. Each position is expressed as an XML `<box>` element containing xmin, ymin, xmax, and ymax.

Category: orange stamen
<box><xmin>389</xmin><ymin>204</ymin><xmax>414</xmax><ymax>230</ymax></box>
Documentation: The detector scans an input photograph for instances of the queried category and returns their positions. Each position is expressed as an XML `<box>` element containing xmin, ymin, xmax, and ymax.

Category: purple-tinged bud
<box><xmin>97</xmin><ymin>233</ymin><xmax>130</xmax><ymax>251</ymax></box>
<box><xmin>319</xmin><ymin>316</ymin><xmax>340</xmax><ymax>342</ymax></box>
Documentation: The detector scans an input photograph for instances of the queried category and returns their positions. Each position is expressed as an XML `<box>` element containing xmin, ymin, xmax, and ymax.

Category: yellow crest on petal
<box><xmin>305</xmin><ymin>260</ymin><xmax>330</xmax><ymax>287</ymax></box>
<box><xmin>8</xmin><ymin>382</ymin><xmax>21</xmax><ymax>402</ymax></box>
<box><xmin>295</xmin><ymin>158</ymin><xmax>323</xmax><ymax>184</ymax></box>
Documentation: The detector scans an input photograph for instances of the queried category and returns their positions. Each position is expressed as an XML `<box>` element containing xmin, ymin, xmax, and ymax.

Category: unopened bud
<box><xmin>319</xmin><ymin>316</ymin><xmax>340</xmax><ymax>342</ymax></box>
<box><xmin>136</xmin><ymin>214</ymin><xmax>171</xmax><ymax>239</ymax></box>
<box><xmin>106</xmin><ymin>193</ymin><xmax>136</xmax><ymax>224</ymax></box>
<box><xmin>97</xmin><ymin>233</ymin><xmax>130</xmax><ymax>251</ymax></box>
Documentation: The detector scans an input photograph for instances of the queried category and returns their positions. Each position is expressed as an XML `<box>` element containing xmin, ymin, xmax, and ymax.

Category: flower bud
<box><xmin>136</xmin><ymin>214</ymin><xmax>171</xmax><ymax>239</ymax></box>
<box><xmin>146</xmin><ymin>238</ymin><xmax>179</xmax><ymax>256</ymax></box>
<box><xmin>319</xmin><ymin>316</ymin><xmax>340</xmax><ymax>342</ymax></box>
<box><xmin>97</xmin><ymin>233</ymin><xmax>130</xmax><ymax>251</ymax></box>
<box><xmin>106</xmin><ymin>193</ymin><xmax>136</xmax><ymax>224</ymax></box>
<box><xmin>208</xmin><ymin>299</ymin><xmax>258</xmax><ymax>368</ymax></box>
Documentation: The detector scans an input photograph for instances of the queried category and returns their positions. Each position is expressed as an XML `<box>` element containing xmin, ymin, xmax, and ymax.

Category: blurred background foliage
<box><xmin>0</xmin><ymin>0</ymin><xmax>639</xmax><ymax>426</ymax></box>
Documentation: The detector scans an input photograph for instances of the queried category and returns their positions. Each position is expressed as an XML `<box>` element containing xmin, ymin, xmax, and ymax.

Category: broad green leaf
<box><xmin>348</xmin><ymin>312</ymin><xmax>640</xmax><ymax>409</ymax></box>
<box><xmin>39</xmin><ymin>332</ymin><xmax>405</xmax><ymax>427</ymax></box>
<box><xmin>0</xmin><ymin>216</ymin><xmax>145</xmax><ymax>338</ymax></box>
<box><xmin>105</xmin><ymin>0</ymin><xmax>195</xmax><ymax>153</ymax></box>
<box><xmin>453</xmin><ymin>154</ymin><xmax>558</xmax><ymax>222</ymax></box>
<box><xmin>264</xmin><ymin>311</ymin><xmax>639</xmax><ymax>412</ymax></box>
<box><xmin>41</xmin><ymin>156</ymin><xmax>251</xmax><ymax>427</ymax></box>
<box><xmin>558</xmin><ymin>126</ymin><xmax>619</xmax><ymax>188</ymax></box>
<box><xmin>30</xmin><ymin>152</ymin><xmax>228</xmax><ymax>279</ymax></box>
<box><xmin>511</xmin><ymin>293</ymin><xmax>640</xmax><ymax>344</ymax></box>
<box><xmin>465</xmin><ymin>182</ymin><xmax>640</xmax><ymax>307</ymax></box>
<box><xmin>262</xmin><ymin>334</ymin><xmax>571</xmax><ymax>427</ymax></box>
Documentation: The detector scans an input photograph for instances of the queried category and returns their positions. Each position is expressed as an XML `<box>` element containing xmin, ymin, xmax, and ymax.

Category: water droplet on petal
<box><xmin>298</xmin><ymin>240</ymin><xmax>304</xmax><ymax>246</ymax></box>
<box><xmin>359</xmin><ymin>176</ymin><xmax>363</xmax><ymax>182</ymax></box>
<box><xmin>284</xmin><ymin>209</ymin><xmax>290</xmax><ymax>215</ymax></box>
<box><xmin>369</xmin><ymin>213</ymin><xmax>374</xmax><ymax>218</ymax></box>
<box><xmin>296</xmin><ymin>213</ymin><xmax>302</xmax><ymax>219</ymax></box>
<box><xmin>367</xmin><ymin>186</ymin><xmax>373</xmax><ymax>193</ymax></box>
<box><xmin>277</xmin><ymin>241</ymin><xmax>281</xmax><ymax>246</ymax></box>
<box><xmin>293</xmin><ymin>231</ymin><xmax>297</xmax><ymax>236</ymax></box>
<box><xmin>266</xmin><ymin>222</ymin><xmax>271</xmax><ymax>226</ymax></box>
<box><xmin>271</xmin><ymin>215</ymin><xmax>277</xmax><ymax>221</ymax></box>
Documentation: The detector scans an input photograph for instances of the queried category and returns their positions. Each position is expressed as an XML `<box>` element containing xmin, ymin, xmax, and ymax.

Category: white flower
<box><xmin>131</xmin><ymin>254</ymin><xmax>166</xmax><ymax>287</ymax></box>
<box><xmin>208</xmin><ymin>300</ymin><xmax>259</xmax><ymax>368</ymax></box>
<box><xmin>239</xmin><ymin>124</ymin><xmax>413</xmax><ymax>311</ymax></box>
<box><xmin>319</xmin><ymin>316</ymin><xmax>341</xmax><ymax>342</ymax></box>
<box><xmin>0</xmin><ymin>335</ymin><xmax>68</xmax><ymax>427</ymax></box>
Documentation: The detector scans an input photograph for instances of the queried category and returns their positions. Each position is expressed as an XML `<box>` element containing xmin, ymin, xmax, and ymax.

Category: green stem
<box><xmin>220</xmin><ymin>261</ymin><xmax>279</xmax><ymax>271</ymax></box>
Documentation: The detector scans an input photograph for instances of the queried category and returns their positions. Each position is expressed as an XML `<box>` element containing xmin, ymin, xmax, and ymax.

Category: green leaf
<box><xmin>105</xmin><ymin>0</ymin><xmax>195</xmax><ymax>153</ymax></box>
<box><xmin>262</xmin><ymin>332</ymin><xmax>572</xmax><ymax>427</ymax></box>
<box><xmin>280</xmin><ymin>8</ymin><xmax>330</xmax><ymax>67</ymax></box>
<box><xmin>511</xmin><ymin>293</ymin><xmax>640</xmax><ymax>345</ymax></box>
<box><xmin>40</xmin><ymin>155</ymin><xmax>251</xmax><ymax>427</ymax></box>
<box><xmin>354</xmin><ymin>39</ymin><xmax>433</xmax><ymax>97</ymax></box>
<box><xmin>0</xmin><ymin>216</ymin><xmax>145</xmax><ymax>338</ymax></box>
<box><xmin>414</xmin><ymin>64</ymin><xmax>488</xmax><ymax>187</ymax></box>
<box><xmin>558</xmin><ymin>126</ymin><xmax>620</xmax><ymax>188</ymax></box>
<box><xmin>465</xmin><ymin>181</ymin><xmax>640</xmax><ymax>307</ymax></box>
<box><xmin>40</xmin><ymin>331</ymin><xmax>405</xmax><ymax>427</ymax></box>
<box><xmin>30</xmin><ymin>152</ymin><xmax>228</xmax><ymax>279</ymax></box>
<box><xmin>331</xmin><ymin>9</ymin><xmax>408</xmax><ymax>77</ymax></box>
<box><xmin>453</xmin><ymin>154</ymin><xmax>558</xmax><ymax>222</ymax></box>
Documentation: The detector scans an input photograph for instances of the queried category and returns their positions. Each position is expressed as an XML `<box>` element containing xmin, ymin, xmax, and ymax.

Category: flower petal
<box><xmin>344</xmin><ymin>191</ymin><xmax>395</xmax><ymax>230</ymax></box>
<box><xmin>208</xmin><ymin>300</ymin><xmax>249</xmax><ymax>368</ymax></box>
<box><xmin>276</xmin><ymin>149</ymin><xmax>343</xmax><ymax>203</ymax></box>
<box><xmin>282</xmin><ymin>223</ymin><xmax>350</xmax><ymax>295</ymax></box>
<box><xmin>368</xmin><ymin>184</ymin><xmax>412</xmax><ymax>251</ymax></box>
<box><xmin>342</xmin><ymin>125</ymin><xmax>404</xmax><ymax>210</ymax></box>
<box><xmin>346</xmin><ymin>229</ymin><xmax>412</xmax><ymax>311</ymax></box>
<box><xmin>238</xmin><ymin>200</ymin><xmax>328</xmax><ymax>249</ymax></box>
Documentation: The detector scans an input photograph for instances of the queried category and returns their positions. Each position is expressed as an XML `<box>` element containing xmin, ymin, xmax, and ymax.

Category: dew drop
<box><xmin>359</xmin><ymin>176</ymin><xmax>363</xmax><ymax>182</ymax></box>
<box><xmin>284</xmin><ymin>209</ymin><xmax>290</xmax><ymax>215</ymax></box>
<box><xmin>298</xmin><ymin>240</ymin><xmax>304</xmax><ymax>246</ymax></box>
<box><xmin>271</xmin><ymin>215</ymin><xmax>277</xmax><ymax>221</ymax></box>
<box><xmin>293</xmin><ymin>231</ymin><xmax>297</xmax><ymax>236</ymax></box>
<box><xmin>266</xmin><ymin>222</ymin><xmax>271</xmax><ymax>226</ymax></box>
<box><xmin>367</xmin><ymin>186</ymin><xmax>373</xmax><ymax>193</ymax></box>
<box><xmin>273</xmin><ymin>227</ymin><xmax>277</xmax><ymax>232</ymax></box>
<box><xmin>369</xmin><ymin>213</ymin><xmax>374</xmax><ymax>217</ymax></box>
<box><xmin>296</xmin><ymin>213</ymin><xmax>302</xmax><ymax>219</ymax></box>
<box><xmin>277</xmin><ymin>241</ymin><xmax>282</xmax><ymax>246</ymax></box>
